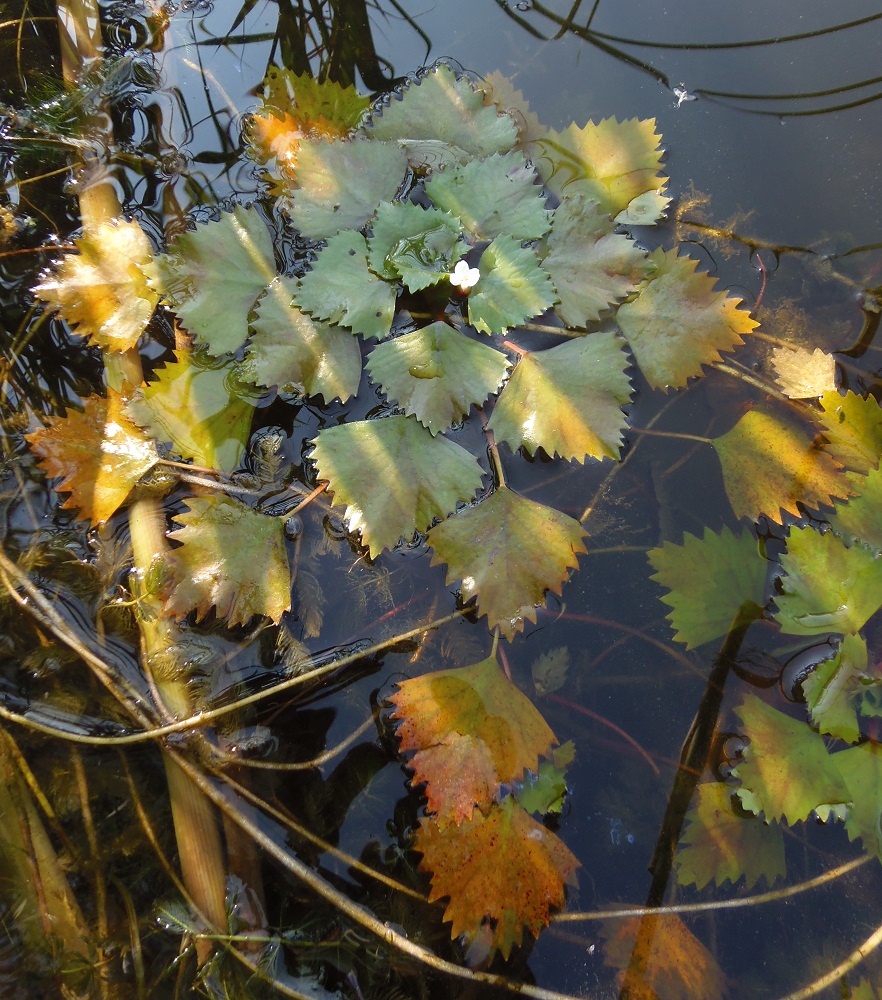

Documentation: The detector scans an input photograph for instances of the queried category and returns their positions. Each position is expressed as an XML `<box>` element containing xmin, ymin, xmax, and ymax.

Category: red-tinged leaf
<box><xmin>390</xmin><ymin>655</ymin><xmax>556</xmax><ymax>821</ymax></box>
<box><xmin>414</xmin><ymin>797</ymin><xmax>579</xmax><ymax>961</ymax></box>
<box><xmin>165</xmin><ymin>495</ymin><xmax>291</xmax><ymax>626</ymax></box>
<box><xmin>26</xmin><ymin>390</ymin><xmax>159</xmax><ymax>525</ymax></box>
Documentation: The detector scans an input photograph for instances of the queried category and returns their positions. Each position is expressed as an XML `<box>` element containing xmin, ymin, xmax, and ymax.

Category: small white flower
<box><xmin>449</xmin><ymin>259</ymin><xmax>480</xmax><ymax>291</ymax></box>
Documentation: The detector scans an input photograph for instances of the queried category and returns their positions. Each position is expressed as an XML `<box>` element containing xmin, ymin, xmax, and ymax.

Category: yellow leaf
<box><xmin>771</xmin><ymin>345</ymin><xmax>836</xmax><ymax>399</ymax></box>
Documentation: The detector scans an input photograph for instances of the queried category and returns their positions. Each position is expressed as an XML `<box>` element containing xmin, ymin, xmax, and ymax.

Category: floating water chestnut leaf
<box><xmin>297</xmin><ymin>231</ymin><xmax>396</xmax><ymax>340</ymax></box>
<box><xmin>427</xmin><ymin>486</ymin><xmax>587</xmax><ymax>638</ymax></box>
<box><xmin>540</xmin><ymin>193</ymin><xmax>648</xmax><ymax>327</ymax></box>
<box><xmin>487</xmin><ymin>331</ymin><xmax>633</xmax><ymax>462</ymax></box>
<box><xmin>481</xmin><ymin>70</ymin><xmax>547</xmax><ymax>149</ymax></box>
<box><xmin>311</xmin><ymin>415</ymin><xmax>484</xmax><ymax>557</ymax></box>
<box><xmin>827</xmin><ymin>465</ymin><xmax>882</xmax><ymax>550</ymax></box>
<box><xmin>676</xmin><ymin>781</ymin><xmax>786</xmax><ymax>891</ymax></box>
<box><xmin>127</xmin><ymin>350</ymin><xmax>257</xmax><ymax>473</ymax></box>
<box><xmin>242</xmin><ymin>276</ymin><xmax>362</xmax><ymax>402</ymax></box>
<box><xmin>531</xmin><ymin>117</ymin><xmax>667</xmax><ymax>220</ymax></box>
<box><xmin>803</xmin><ymin>632</ymin><xmax>867</xmax><ymax>743</ymax></box>
<box><xmin>35</xmin><ymin>218</ymin><xmax>159</xmax><ymax>353</ymax></box>
<box><xmin>817</xmin><ymin>389</ymin><xmax>882</xmax><ymax>475</ymax></box>
<box><xmin>647</xmin><ymin>526</ymin><xmax>767</xmax><ymax>649</ymax></box>
<box><xmin>424</xmin><ymin>150</ymin><xmax>552</xmax><ymax>240</ymax></box>
<box><xmin>832</xmin><ymin>742</ymin><xmax>882</xmax><ymax>859</ymax></box>
<box><xmin>366</xmin><ymin>322</ymin><xmax>510</xmax><ymax>434</ymax></box>
<box><xmin>414</xmin><ymin>797</ymin><xmax>579</xmax><ymax>961</ymax></box>
<box><xmin>368</xmin><ymin>63</ymin><xmax>518</xmax><ymax>164</ymax></box>
<box><xmin>617</xmin><ymin>247</ymin><xmax>759</xmax><ymax>390</ymax></box>
<box><xmin>513</xmin><ymin>741</ymin><xmax>575</xmax><ymax>816</ymax></box>
<box><xmin>367</xmin><ymin>201</ymin><xmax>465</xmax><ymax>291</ymax></box>
<box><xmin>144</xmin><ymin>205</ymin><xmax>276</xmax><ymax>357</ymax></box>
<box><xmin>26</xmin><ymin>389</ymin><xmax>159</xmax><ymax>524</ymax></box>
<box><xmin>165</xmin><ymin>495</ymin><xmax>290</xmax><ymax>627</ymax></box>
<box><xmin>285</xmin><ymin>137</ymin><xmax>408</xmax><ymax>239</ymax></box>
<box><xmin>773</xmin><ymin>527</ymin><xmax>882</xmax><ymax>637</ymax></box>
<box><xmin>732</xmin><ymin>695</ymin><xmax>850</xmax><ymax>824</ymax></box>
<box><xmin>467</xmin><ymin>235</ymin><xmax>556</xmax><ymax>335</ymax></box>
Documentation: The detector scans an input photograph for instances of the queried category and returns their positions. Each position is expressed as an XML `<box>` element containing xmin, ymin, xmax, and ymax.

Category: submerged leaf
<box><xmin>242</xmin><ymin>276</ymin><xmax>362</xmax><ymax>402</ymax></box>
<box><xmin>414</xmin><ymin>797</ymin><xmax>578</xmax><ymax>960</ymax></box>
<box><xmin>676</xmin><ymin>781</ymin><xmax>785</xmax><ymax>890</ymax></box>
<box><xmin>26</xmin><ymin>390</ymin><xmax>158</xmax><ymax>524</ymax></box>
<box><xmin>285</xmin><ymin>137</ymin><xmax>408</xmax><ymax>239</ymax></box>
<box><xmin>531</xmin><ymin>117</ymin><xmax>666</xmax><ymax>220</ymax></box>
<box><xmin>514</xmin><ymin>742</ymin><xmax>575</xmax><ymax>816</ymax></box>
<box><xmin>427</xmin><ymin>486</ymin><xmax>587</xmax><ymax>638</ymax></box>
<box><xmin>35</xmin><ymin>218</ymin><xmax>158</xmax><ymax>352</ymax></box>
<box><xmin>297</xmin><ymin>231</ymin><xmax>396</xmax><ymax>340</ymax></box>
<box><xmin>540</xmin><ymin>194</ymin><xmax>648</xmax><ymax>327</ymax></box>
<box><xmin>367</xmin><ymin>202</ymin><xmax>465</xmax><ymax>291</ymax></box>
<box><xmin>311</xmin><ymin>415</ymin><xmax>483</xmax><ymax>557</ymax></box>
<box><xmin>166</xmin><ymin>495</ymin><xmax>290</xmax><ymax>626</ymax></box>
<box><xmin>145</xmin><ymin>206</ymin><xmax>276</xmax><ymax>356</ymax></box>
<box><xmin>771</xmin><ymin>345</ymin><xmax>837</xmax><ymax>399</ymax></box>
<box><xmin>817</xmin><ymin>390</ymin><xmax>882</xmax><ymax>475</ymax></box>
<box><xmin>531</xmin><ymin>646</ymin><xmax>569</xmax><ymax>696</ymax></box>
<box><xmin>712</xmin><ymin>407</ymin><xmax>854</xmax><ymax>523</ymax></box>
<box><xmin>467</xmin><ymin>235</ymin><xmax>556</xmax><ymax>335</ymax></box>
<box><xmin>648</xmin><ymin>526</ymin><xmax>767</xmax><ymax>649</ymax></box>
<box><xmin>617</xmin><ymin>248</ymin><xmax>758</xmax><ymax>390</ymax></box>
<box><xmin>366</xmin><ymin>322</ymin><xmax>510</xmax><ymax>433</ymax></box>
<box><xmin>487</xmin><ymin>332</ymin><xmax>633</xmax><ymax>462</ymax></box>
<box><xmin>731</xmin><ymin>695</ymin><xmax>850</xmax><ymax>824</ymax></box>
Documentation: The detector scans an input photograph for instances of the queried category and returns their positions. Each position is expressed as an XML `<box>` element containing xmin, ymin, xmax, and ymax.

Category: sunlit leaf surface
<box><xmin>367</xmin><ymin>201</ymin><xmax>464</xmax><ymax>291</ymax></box>
<box><xmin>487</xmin><ymin>332</ymin><xmax>633</xmax><ymax>462</ymax></box>
<box><xmin>481</xmin><ymin>71</ymin><xmax>546</xmax><ymax>148</ymax></box>
<box><xmin>467</xmin><ymin>235</ymin><xmax>556</xmax><ymax>335</ymax></box>
<box><xmin>390</xmin><ymin>654</ymin><xmax>556</xmax><ymax>821</ymax></box>
<box><xmin>286</xmin><ymin>137</ymin><xmax>408</xmax><ymax>239</ymax></box>
<box><xmin>713</xmin><ymin>407</ymin><xmax>854</xmax><ymax>523</ymax></box>
<box><xmin>26</xmin><ymin>390</ymin><xmax>158</xmax><ymax>524</ymax></box>
<box><xmin>817</xmin><ymin>389</ymin><xmax>882</xmax><ymax>474</ymax></box>
<box><xmin>676</xmin><ymin>781</ymin><xmax>785</xmax><ymax>890</ymax></box>
<box><xmin>647</xmin><ymin>526</ymin><xmax>767</xmax><ymax>649</ymax></box>
<box><xmin>311</xmin><ymin>415</ymin><xmax>483</xmax><ymax>557</ymax></box>
<box><xmin>803</xmin><ymin>632</ymin><xmax>867</xmax><ymax>743</ymax></box>
<box><xmin>366</xmin><ymin>322</ymin><xmax>510</xmax><ymax>433</ymax></box>
<box><xmin>145</xmin><ymin>206</ymin><xmax>276</xmax><ymax>356</ymax></box>
<box><xmin>617</xmin><ymin>248</ymin><xmax>758</xmax><ymax>389</ymax></box>
<box><xmin>531</xmin><ymin>117</ymin><xmax>666</xmax><ymax>219</ymax></box>
<box><xmin>35</xmin><ymin>218</ymin><xmax>158</xmax><ymax>352</ymax></box>
<box><xmin>166</xmin><ymin>495</ymin><xmax>290</xmax><ymax>626</ymax></box>
<box><xmin>771</xmin><ymin>345</ymin><xmax>837</xmax><ymax>399</ymax></box>
<box><xmin>541</xmin><ymin>194</ymin><xmax>648</xmax><ymax>327</ymax></box>
<box><xmin>732</xmin><ymin>695</ymin><xmax>850</xmax><ymax>824</ymax></box>
<box><xmin>414</xmin><ymin>797</ymin><xmax>578</xmax><ymax>960</ymax></box>
<box><xmin>427</xmin><ymin>486</ymin><xmax>587</xmax><ymax>638</ymax></box>
<box><xmin>127</xmin><ymin>350</ymin><xmax>256</xmax><ymax>473</ymax></box>
<box><xmin>242</xmin><ymin>276</ymin><xmax>362</xmax><ymax>402</ymax></box>
<box><xmin>773</xmin><ymin>527</ymin><xmax>882</xmax><ymax>636</ymax></box>
<box><xmin>832</xmin><ymin>742</ymin><xmax>882</xmax><ymax>859</ymax></box>
<box><xmin>369</xmin><ymin>63</ymin><xmax>518</xmax><ymax>163</ymax></box>
<box><xmin>297</xmin><ymin>231</ymin><xmax>397</xmax><ymax>340</ymax></box>
<box><xmin>425</xmin><ymin>151</ymin><xmax>551</xmax><ymax>240</ymax></box>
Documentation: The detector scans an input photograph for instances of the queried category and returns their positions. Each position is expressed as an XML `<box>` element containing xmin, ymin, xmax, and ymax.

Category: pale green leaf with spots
<box><xmin>467</xmin><ymin>235</ymin><xmax>556</xmax><ymax>335</ymax></box>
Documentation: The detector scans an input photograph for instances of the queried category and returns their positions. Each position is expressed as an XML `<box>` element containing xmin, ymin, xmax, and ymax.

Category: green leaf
<box><xmin>367</xmin><ymin>201</ymin><xmax>465</xmax><ymax>291</ymax></box>
<box><xmin>366</xmin><ymin>322</ymin><xmax>510</xmax><ymax>434</ymax></box>
<box><xmin>424</xmin><ymin>151</ymin><xmax>551</xmax><ymax>240</ymax></box>
<box><xmin>369</xmin><ymin>64</ymin><xmax>518</xmax><ymax>164</ymax></box>
<box><xmin>427</xmin><ymin>485</ymin><xmax>587</xmax><ymax>639</ymax></box>
<box><xmin>514</xmin><ymin>742</ymin><xmax>575</xmax><ymax>816</ymax></box>
<box><xmin>166</xmin><ymin>495</ymin><xmax>290</xmax><ymax>626</ymax></box>
<box><xmin>773</xmin><ymin>527</ymin><xmax>882</xmax><ymax>636</ymax></box>
<box><xmin>241</xmin><ymin>276</ymin><xmax>362</xmax><ymax>402</ymax></box>
<box><xmin>647</xmin><ymin>526</ymin><xmax>768</xmax><ymax>649</ymax></box>
<box><xmin>803</xmin><ymin>633</ymin><xmax>868</xmax><ymax>743</ymax></box>
<box><xmin>540</xmin><ymin>194</ymin><xmax>648</xmax><ymax>327</ymax></box>
<box><xmin>731</xmin><ymin>695</ymin><xmax>850</xmax><ymax>824</ymax></box>
<box><xmin>144</xmin><ymin>206</ymin><xmax>276</xmax><ymax>356</ymax></box>
<box><xmin>297</xmin><ymin>231</ymin><xmax>396</xmax><ymax>340</ymax></box>
<box><xmin>617</xmin><ymin>248</ymin><xmax>759</xmax><ymax>390</ymax></box>
<box><xmin>817</xmin><ymin>390</ymin><xmax>882</xmax><ymax>474</ymax></box>
<box><xmin>487</xmin><ymin>332</ymin><xmax>633</xmax><ymax>462</ymax></box>
<box><xmin>311</xmin><ymin>415</ymin><xmax>484</xmax><ymax>557</ymax></box>
<box><xmin>481</xmin><ymin>71</ymin><xmax>547</xmax><ymax>148</ymax></box>
<box><xmin>827</xmin><ymin>465</ymin><xmax>882</xmax><ymax>551</ymax></box>
<box><xmin>676</xmin><ymin>782</ymin><xmax>786</xmax><ymax>890</ymax></box>
<box><xmin>712</xmin><ymin>407</ymin><xmax>855</xmax><ymax>524</ymax></box>
<box><xmin>126</xmin><ymin>349</ymin><xmax>257</xmax><ymax>473</ymax></box>
<box><xmin>531</xmin><ymin>117</ymin><xmax>667</xmax><ymax>219</ymax></box>
<box><xmin>530</xmin><ymin>646</ymin><xmax>569</xmax><ymax>696</ymax></box>
<box><xmin>285</xmin><ymin>137</ymin><xmax>408</xmax><ymax>239</ymax></box>
<box><xmin>467</xmin><ymin>235</ymin><xmax>556</xmax><ymax>335</ymax></box>
<box><xmin>257</xmin><ymin>67</ymin><xmax>369</xmax><ymax>130</ymax></box>
<box><xmin>832</xmin><ymin>742</ymin><xmax>882</xmax><ymax>859</ymax></box>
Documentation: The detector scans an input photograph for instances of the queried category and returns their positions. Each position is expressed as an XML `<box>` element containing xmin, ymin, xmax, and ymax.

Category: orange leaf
<box><xmin>415</xmin><ymin>797</ymin><xmax>579</xmax><ymax>960</ymax></box>
<box><xmin>26</xmin><ymin>390</ymin><xmax>159</xmax><ymax>525</ymax></box>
